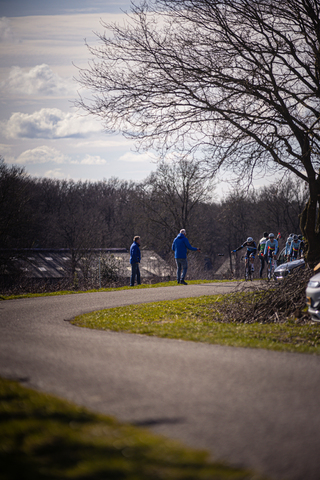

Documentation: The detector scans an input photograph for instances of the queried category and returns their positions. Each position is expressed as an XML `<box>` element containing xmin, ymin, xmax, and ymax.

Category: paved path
<box><xmin>1</xmin><ymin>282</ymin><xmax>320</xmax><ymax>480</ymax></box>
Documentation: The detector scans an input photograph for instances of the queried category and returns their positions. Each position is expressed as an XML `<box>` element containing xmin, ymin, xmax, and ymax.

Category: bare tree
<box><xmin>76</xmin><ymin>0</ymin><xmax>320</xmax><ymax>265</ymax></box>
<box><xmin>256</xmin><ymin>177</ymin><xmax>309</xmax><ymax>237</ymax></box>
<box><xmin>0</xmin><ymin>158</ymin><xmax>38</xmax><ymax>248</ymax></box>
<box><xmin>139</xmin><ymin>159</ymin><xmax>214</xmax><ymax>243</ymax></box>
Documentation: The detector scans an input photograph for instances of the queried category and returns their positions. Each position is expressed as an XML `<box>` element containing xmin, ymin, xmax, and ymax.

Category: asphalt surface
<box><xmin>1</xmin><ymin>281</ymin><xmax>320</xmax><ymax>480</ymax></box>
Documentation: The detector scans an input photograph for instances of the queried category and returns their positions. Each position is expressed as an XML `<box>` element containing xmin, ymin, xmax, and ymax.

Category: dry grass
<box><xmin>211</xmin><ymin>267</ymin><xmax>314</xmax><ymax>325</ymax></box>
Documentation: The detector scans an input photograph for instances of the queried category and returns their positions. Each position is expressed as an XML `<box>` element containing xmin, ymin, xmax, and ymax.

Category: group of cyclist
<box><xmin>232</xmin><ymin>232</ymin><xmax>304</xmax><ymax>279</ymax></box>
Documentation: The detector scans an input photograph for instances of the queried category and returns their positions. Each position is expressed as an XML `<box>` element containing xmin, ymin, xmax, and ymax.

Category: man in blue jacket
<box><xmin>172</xmin><ymin>229</ymin><xmax>200</xmax><ymax>285</ymax></box>
<box><xmin>130</xmin><ymin>236</ymin><xmax>141</xmax><ymax>286</ymax></box>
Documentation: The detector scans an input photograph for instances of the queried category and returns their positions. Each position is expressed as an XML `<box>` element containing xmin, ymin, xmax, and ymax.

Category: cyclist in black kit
<box><xmin>232</xmin><ymin>237</ymin><xmax>257</xmax><ymax>273</ymax></box>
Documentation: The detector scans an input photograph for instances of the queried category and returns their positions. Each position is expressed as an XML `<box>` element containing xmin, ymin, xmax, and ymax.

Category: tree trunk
<box><xmin>300</xmin><ymin>178</ymin><xmax>320</xmax><ymax>267</ymax></box>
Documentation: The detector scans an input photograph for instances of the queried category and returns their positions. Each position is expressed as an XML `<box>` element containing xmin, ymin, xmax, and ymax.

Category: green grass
<box><xmin>72</xmin><ymin>295</ymin><xmax>320</xmax><ymax>355</ymax></box>
<box><xmin>0</xmin><ymin>279</ymin><xmax>234</xmax><ymax>301</ymax></box>
<box><xmin>0</xmin><ymin>377</ymin><xmax>266</xmax><ymax>480</ymax></box>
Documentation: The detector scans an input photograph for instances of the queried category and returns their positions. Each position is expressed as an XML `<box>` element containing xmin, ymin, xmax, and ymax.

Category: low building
<box><xmin>0</xmin><ymin>248</ymin><xmax>173</xmax><ymax>288</ymax></box>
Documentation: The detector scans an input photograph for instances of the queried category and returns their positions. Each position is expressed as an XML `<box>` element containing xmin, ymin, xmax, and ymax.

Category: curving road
<box><xmin>1</xmin><ymin>282</ymin><xmax>320</xmax><ymax>480</ymax></box>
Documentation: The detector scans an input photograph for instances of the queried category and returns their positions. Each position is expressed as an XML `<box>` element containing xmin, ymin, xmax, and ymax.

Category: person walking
<box><xmin>257</xmin><ymin>232</ymin><xmax>268</xmax><ymax>278</ymax></box>
<box><xmin>172</xmin><ymin>229</ymin><xmax>201</xmax><ymax>285</ymax></box>
<box><xmin>130</xmin><ymin>236</ymin><xmax>141</xmax><ymax>286</ymax></box>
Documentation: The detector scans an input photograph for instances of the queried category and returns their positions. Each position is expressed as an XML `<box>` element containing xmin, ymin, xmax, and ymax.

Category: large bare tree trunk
<box><xmin>300</xmin><ymin>178</ymin><xmax>320</xmax><ymax>267</ymax></box>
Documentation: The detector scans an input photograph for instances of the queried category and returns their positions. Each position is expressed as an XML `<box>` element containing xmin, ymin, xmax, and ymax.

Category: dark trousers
<box><xmin>258</xmin><ymin>254</ymin><xmax>265</xmax><ymax>278</ymax></box>
<box><xmin>130</xmin><ymin>262</ymin><xmax>141</xmax><ymax>286</ymax></box>
<box><xmin>175</xmin><ymin>258</ymin><xmax>188</xmax><ymax>282</ymax></box>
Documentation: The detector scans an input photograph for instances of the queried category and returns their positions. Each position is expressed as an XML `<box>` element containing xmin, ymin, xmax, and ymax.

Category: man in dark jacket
<box><xmin>130</xmin><ymin>236</ymin><xmax>141</xmax><ymax>286</ymax></box>
<box><xmin>172</xmin><ymin>229</ymin><xmax>200</xmax><ymax>285</ymax></box>
<box><xmin>257</xmin><ymin>232</ymin><xmax>268</xmax><ymax>278</ymax></box>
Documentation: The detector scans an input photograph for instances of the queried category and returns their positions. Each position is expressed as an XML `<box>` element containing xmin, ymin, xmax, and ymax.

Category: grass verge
<box><xmin>0</xmin><ymin>279</ymin><xmax>234</xmax><ymax>301</ymax></box>
<box><xmin>0</xmin><ymin>377</ymin><xmax>265</xmax><ymax>480</ymax></box>
<box><xmin>72</xmin><ymin>294</ymin><xmax>320</xmax><ymax>355</ymax></box>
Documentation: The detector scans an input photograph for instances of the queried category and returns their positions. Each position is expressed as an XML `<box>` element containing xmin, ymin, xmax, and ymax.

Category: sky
<box><xmin>0</xmin><ymin>0</ymin><xmax>159</xmax><ymax>184</ymax></box>
<box><xmin>0</xmin><ymin>0</ymin><xmax>277</xmax><ymax>197</ymax></box>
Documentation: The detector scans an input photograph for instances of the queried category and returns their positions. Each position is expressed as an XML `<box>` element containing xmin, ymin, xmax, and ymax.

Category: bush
<box><xmin>211</xmin><ymin>267</ymin><xmax>314</xmax><ymax>324</ymax></box>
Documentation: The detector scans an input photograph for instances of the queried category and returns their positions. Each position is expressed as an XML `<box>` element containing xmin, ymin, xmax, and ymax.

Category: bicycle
<box><xmin>243</xmin><ymin>255</ymin><xmax>254</xmax><ymax>281</ymax></box>
<box><xmin>267</xmin><ymin>253</ymin><xmax>277</xmax><ymax>281</ymax></box>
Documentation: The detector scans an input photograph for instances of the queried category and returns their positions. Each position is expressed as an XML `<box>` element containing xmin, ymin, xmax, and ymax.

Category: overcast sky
<box><xmin>0</xmin><ymin>0</ymin><xmax>277</xmax><ymax>198</ymax></box>
<box><xmin>0</xmin><ymin>0</ymin><xmax>160</xmax><ymax>183</ymax></box>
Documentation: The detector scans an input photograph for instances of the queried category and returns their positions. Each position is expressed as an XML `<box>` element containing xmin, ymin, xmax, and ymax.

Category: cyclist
<box><xmin>257</xmin><ymin>232</ymin><xmax>268</xmax><ymax>278</ymax></box>
<box><xmin>264</xmin><ymin>233</ymin><xmax>279</xmax><ymax>269</ymax></box>
<box><xmin>232</xmin><ymin>237</ymin><xmax>257</xmax><ymax>273</ymax></box>
<box><xmin>290</xmin><ymin>234</ymin><xmax>301</xmax><ymax>260</ymax></box>
<box><xmin>284</xmin><ymin>235</ymin><xmax>293</xmax><ymax>262</ymax></box>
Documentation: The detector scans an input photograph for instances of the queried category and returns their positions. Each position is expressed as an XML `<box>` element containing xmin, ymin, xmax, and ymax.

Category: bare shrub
<box><xmin>210</xmin><ymin>267</ymin><xmax>314</xmax><ymax>324</ymax></box>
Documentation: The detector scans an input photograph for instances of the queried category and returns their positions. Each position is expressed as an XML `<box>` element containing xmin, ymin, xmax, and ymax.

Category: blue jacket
<box><xmin>290</xmin><ymin>239</ymin><xmax>301</xmax><ymax>256</ymax></box>
<box><xmin>130</xmin><ymin>241</ymin><xmax>141</xmax><ymax>264</ymax></box>
<box><xmin>264</xmin><ymin>239</ymin><xmax>278</xmax><ymax>256</ymax></box>
<box><xmin>172</xmin><ymin>233</ymin><xmax>197</xmax><ymax>259</ymax></box>
<box><xmin>285</xmin><ymin>239</ymin><xmax>292</xmax><ymax>255</ymax></box>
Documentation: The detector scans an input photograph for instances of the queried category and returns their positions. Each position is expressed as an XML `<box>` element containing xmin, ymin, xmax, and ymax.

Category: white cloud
<box><xmin>119</xmin><ymin>152</ymin><xmax>157</xmax><ymax>163</ymax></box>
<box><xmin>14</xmin><ymin>146</ymin><xmax>70</xmax><ymax>165</ymax></box>
<box><xmin>79</xmin><ymin>155</ymin><xmax>107</xmax><ymax>165</ymax></box>
<box><xmin>74</xmin><ymin>139</ymin><xmax>131</xmax><ymax>148</ymax></box>
<box><xmin>42</xmin><ymin>168</ymin><xmax>72</xmax><ymax>180</ymax></box>
<box><xmin>0</xmin><ymin>17</ymin><xmax>18</xmax><ymax>43</ymax></box>
<box><xmin>3</xmin><ymin>108</ymin><xmax>102</xmax><ymax>139</ymax></box>
<box><xmin>1</xmin><ymin>64</ymin><xmax>76</xmax><ymax>97</ymax></box>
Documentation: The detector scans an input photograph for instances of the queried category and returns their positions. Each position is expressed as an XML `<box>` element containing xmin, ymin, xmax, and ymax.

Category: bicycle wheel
<box><xmin>270</xmin><ymin>260</ymin><xmax>275</xmax><ymax>280</ymax></box>
<box><xmin>244</xmin><ymin>262</ymin><xmax>251</xmax><ymax>281</ymax></box>
<box><xmin>267</xmin><ymin>259</ymin><xmax>272</xmax><ymax>281</ymax></box>
<box><xmin>267</xmin><ymin>258</ymin><xmax>274</xmax><ymax>281</ymax></box>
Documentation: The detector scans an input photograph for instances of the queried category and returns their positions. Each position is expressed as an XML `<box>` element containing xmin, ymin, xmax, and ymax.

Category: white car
<box><xmin>273</xmin><ymin>258</ymin><xmax>305</xmax><ymax>282</ymax></box>
<box><xmin>306</xmin><ymin>271</ymin><xmax>320</xmax><ymax>322</ymax></box>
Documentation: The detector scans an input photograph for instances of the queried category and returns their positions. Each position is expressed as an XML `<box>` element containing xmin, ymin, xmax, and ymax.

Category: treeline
<box><xmin>0</xmin><ymin>158</ymin><xmax>306</xmax><ymax>277</ymax></box>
